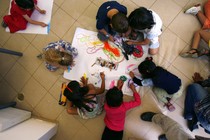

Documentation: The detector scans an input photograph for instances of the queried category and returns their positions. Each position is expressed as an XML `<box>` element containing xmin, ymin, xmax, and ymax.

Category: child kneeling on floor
<box><xmin>129</xmin><ymin>57</ymin><xmax>182</xmax><ymax>112</ymax></box>
<box><xmin>102</xmin><ymin>80</ymin><xmax>141</xmax><ymax>140</ymax></box>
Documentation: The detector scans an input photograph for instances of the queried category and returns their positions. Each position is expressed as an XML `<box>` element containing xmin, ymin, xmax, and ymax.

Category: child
<box><xmin>127</xmin><ymin>7</ymin><xmax>163</xmax><ymax>55</ymax></box>
<box><xmin>40</xmin><ymin>40</ymin><xmax>78</xmax><ymax>72</ymax></box>
<box><xmin>96</xmin><ymin>1</ymin><xmax>129</xmax><ymax>42</ymax></box>
<box><xmin>101</xmin><ymin>81</ymin><xmax>141</xmax><ymax>140</ymax></box>
<box><xmin>129</xmin><ymin>57</ymin><xmax>182</xmax><ymax>112</ymax></box>
<box><xmin>2</xmin><ymin>0</ymin><xmax>47</xmax><ymax>33</ymax></box>
<box><xmin>180</xmin><ymin>1</ymin><xmax>210</xmax><ymax>58</ymax></box>
<box><xmin>64</xmin><ymin>72</ymin><xmax>105</xmax><ymax>119</ymax></box>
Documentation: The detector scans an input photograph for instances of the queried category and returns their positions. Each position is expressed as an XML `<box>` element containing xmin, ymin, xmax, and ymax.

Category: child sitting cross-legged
<box><xmin>129</xmin><ymin>57</ymin><xmax>182</xmax><ymax>112</ymax></box>
<box><xmin>64</xmin><ymin>72</ymin><xmax>105</xmax><ymax>119</ymax></box>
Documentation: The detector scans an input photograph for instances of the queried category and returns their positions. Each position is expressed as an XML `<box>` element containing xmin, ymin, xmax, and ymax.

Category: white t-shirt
<box><xmin>136</xmin><ymin>10</ymin><xmax>163</xmax><ymax>49</ymax></box>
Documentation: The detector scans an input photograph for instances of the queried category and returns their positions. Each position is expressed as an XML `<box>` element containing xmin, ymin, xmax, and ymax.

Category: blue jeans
<box><xmin>184</xmin><ymin>83</ymin><xmax>208</xmax><ymax>120</ymax></box>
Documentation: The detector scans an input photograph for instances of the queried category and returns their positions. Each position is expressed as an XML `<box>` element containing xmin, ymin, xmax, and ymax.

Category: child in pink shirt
<box><xmin>101</xmin><ymin>80</ymin><xmax>141</xmax><ymax>140</ymax></box>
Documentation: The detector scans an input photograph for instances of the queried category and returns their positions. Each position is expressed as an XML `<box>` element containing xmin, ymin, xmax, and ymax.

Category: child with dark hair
<box><xmin>101</xmin><ymin>81</ymin><xmax>141</xmax><ymax>140</ymax></box>
<box><xmin>2</xmin><ymin>0</ymin><xmax>47</xmax><ymax>33</ymax></box>
<box><xmin>39</xmin><ymin>40</ymin><xmax>78</xmax><ymax>72</ymax></box>
<box><xmin>129</xmin><ymin>57</ymin><xmax>182</xmax><ymax>112</ymax></box>
<box><xmin>128</xmin><ymin>7</ymin><xmax>162</xmax><ymax>55</ymax></box>
<box><xmin>96</xmin><ymin>1</ymin><xmax>129</xmax><ymax>42</ymax></box>
<box><xmin>64</xmin><ymin>72</ymin><xmax>105</xmax><ymax>119</ymax></box>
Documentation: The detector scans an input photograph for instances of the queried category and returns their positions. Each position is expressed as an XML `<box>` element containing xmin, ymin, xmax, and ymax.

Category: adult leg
<box><xmin>152</xmin><ymin>113</ymin><xmax>192</xmax><ymax>140</ymax></box>
<box><xmin>202</xmin><ymin>0</ymin><xmax>210</xmax><ymax>29</ymax></box>
<box><xmin>180</xmin><ymin>29</ymin><xmax>209</xmax><ymax>58</ymax></box>
<box><xmin>184</xmin><ymin>83</ymin><xmax>208</xmax><ymax>119</ymax></box>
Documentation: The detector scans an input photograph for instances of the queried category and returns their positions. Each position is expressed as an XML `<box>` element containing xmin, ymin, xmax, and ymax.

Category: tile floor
<box><xmin>0</xmin><ymin>0</ymin><xmax>210</xmax><ymax>139</ymax></box>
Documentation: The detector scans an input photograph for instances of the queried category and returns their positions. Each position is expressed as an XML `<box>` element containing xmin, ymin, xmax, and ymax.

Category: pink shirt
<box><xmin>104</xmin><ymin>92</ymin><xmax>141</xmax><ymax>131</ymax></box>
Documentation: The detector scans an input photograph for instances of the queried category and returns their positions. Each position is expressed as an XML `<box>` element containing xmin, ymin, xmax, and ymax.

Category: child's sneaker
<box><xmin>185</xmin><ymin>4</ymin><xmax>201</xmax><ymax>15</ymax></box>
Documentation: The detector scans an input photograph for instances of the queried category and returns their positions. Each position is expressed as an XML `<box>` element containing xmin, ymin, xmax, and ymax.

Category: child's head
<box><xmin>138</xmin><ymin>57</ymin><xmax>156</xmax><ymax>78</ymax></box>
<box><xmin>44</xmin><ymin>48</ymin><xmax>73</xmax><ymax>66</ymax></box>
<box><xmin>64</xmin><ymin>81</ymin><xmax>94</xmax><ymax>112</ymax></box>
<box><xmin>111</xmin><ymin>12</ymin><xmax>129</xmax><ymax>33</ymax></box>
<box><xmin>15</xmin><ymin>0</ymin><xmax>35</xmax><ymax>9</ymax></box>
<box><xmin>128</xmin><ymin>7</ymin><xmax>155</xmax><ymax>30</ymax></box>
<box><xmin>106</xmin><ymin>86</ymin><xmax>123</xmax><ymax>107</ymax></box>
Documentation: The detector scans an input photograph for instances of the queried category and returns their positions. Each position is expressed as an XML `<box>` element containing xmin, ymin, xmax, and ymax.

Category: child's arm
<box><xmin>98</xmin><ymin>29</ymin><xmax>115</xmax><ymax>42</ymax></box>
<box><xmin>124</xmin><ymin>83</ymin><xmax>141</xmax><ymax>110</ymax></box>
<box><xmin>129</xmin><ymin>71</ymin><xmax>143</xmax><ymax>86</ymax></box>
<box><xmin>23</xmin><ymin>14</ymin><xmax>47</xmax><ymax>27</ymax></box>
<box><xmin>94</xmin><ymin>72</ymin><xmax>105</xmax><ymax>94</ymax></box>
<box><xmin>34</xmin><ymin>5</ymin><xmax>46</xmax><ymax>14</ymax></box>
<box><xmin>126</xmin><ymin>38</ymin><xmax>151</xmax><ymax>46</ymax></box>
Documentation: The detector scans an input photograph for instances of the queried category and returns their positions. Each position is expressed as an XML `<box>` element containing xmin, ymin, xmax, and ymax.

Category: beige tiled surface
<box><xmin>0</xmin><ymin>0</ymin><xmax>210</xmax><ymax>140</ymax></box>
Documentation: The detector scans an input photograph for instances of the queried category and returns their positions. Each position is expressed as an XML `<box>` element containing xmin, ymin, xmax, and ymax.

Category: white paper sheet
<box><xmin>63</xmin><ymin>27</ymin><xmax>149</xmax><ymax>95</ymax></box>
<box><xmin>6</xmin><ymin>0</ymin><xmax>54</xmax><ymax>34</ymax></box>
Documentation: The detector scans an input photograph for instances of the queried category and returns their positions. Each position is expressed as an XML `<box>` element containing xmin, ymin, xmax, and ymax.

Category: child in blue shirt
<box><xmin>96</xmin><ymin>1</ymin><xmax>129</xmax><ymax>42</ymax></box>
<box><xmin>129</xmin><ymin>57</ymin><xmax>182</xmax><ymax>111</ymax></box>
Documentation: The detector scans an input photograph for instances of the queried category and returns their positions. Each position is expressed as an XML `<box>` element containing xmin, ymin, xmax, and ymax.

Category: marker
<box><xmin>47</xmin><ymin>23</ymin><xmax>50</xmax><ymax>34</ymax></box>
<box><xmin>68</xmin><ymin>66</ymin><xmax>71</xmax><ymax>72</ymax></box>
<box><xmin>83</xmin><ymin>73</ymin><xmax>87</xmax><ymax>79</ymax></box>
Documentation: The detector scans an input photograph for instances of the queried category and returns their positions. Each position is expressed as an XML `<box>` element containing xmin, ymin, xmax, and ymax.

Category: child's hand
<box><xmin>129</xmin><ymin>71</ymin><xmax>135</xmax><ymax>78</ymax></box>
<box><xmin>40</xmin><ymin>10</ymin><xmax>46</xmax><ymax>14</ymax></box>
<box><xmin>40</xmin><ymin>22</ymin><xmax>48</xmax><ymax>27</ymax></box>
<box><xmin>100</xmin><ymin>72</ymin><xmax>105</xmax><ymax>80</ymax></box>
<box><xmin>80</xmin><ymin>76</ymin><xmax>88</xmax><ymax>86</ymax></box>
<box><xmin>117</xmin><ymin>79</ymin><xmax>124</xmax><ymax>90</ymax></box>
<box><xmin>108</xmin><ymin>35</ymin><xmax>115</xmax><ymax>42</ymax></box>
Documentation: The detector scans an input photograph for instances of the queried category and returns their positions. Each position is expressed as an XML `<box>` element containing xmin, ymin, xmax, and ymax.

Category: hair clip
<box><xmin>62</xmin><ymin>57</ymin><xmax>65</xmax><ymax>60</ymax></box>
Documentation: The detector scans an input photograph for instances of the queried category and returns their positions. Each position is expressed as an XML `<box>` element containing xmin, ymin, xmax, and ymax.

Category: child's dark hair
<box><xmin>138</xmin><ymin>57</ymin><xmax>156</xmax><ymax>78</ymax></box>
<box><xmin>128</xmin><ymin>7</ymin><xmax>155</xmax><ymax>30</ymax></box>
<box><xmin>106</xmin><ymin>86</ymin><xmax>123</xmax><ymax>107</ymax></box>
<box><xmin>64</xmin><ymin>81</ymin><xmax>96</xmax><ymax>112</ymax></box>
<box><xmin>16</xmin><ymin>0</ymin><xmax>35</xmax><ymax>9</ymax></box>
<box><xmin>111</xmin><ymin>13</ymin><xmax>129</xmax><ymax>33</ymax></box>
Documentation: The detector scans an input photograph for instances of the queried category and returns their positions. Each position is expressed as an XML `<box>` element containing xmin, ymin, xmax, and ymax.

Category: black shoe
<box><xmin>1</xmin><ymin>21</ymin><xmax>7</xmax><ymax>28</ymax></box>
<box><xmin>140</xmin><ymin>112</ymin><xmax>156</xmax><ymax>122</ymax></box>
<box><xmin>187</xmin><ymin>119</ymin><xmax>198</xmax><ymax>131</ymax></box>
<box><xmin>158</xmin><ymin>134</ymin><xmax>167</xmax><ymax>140</ymax></box>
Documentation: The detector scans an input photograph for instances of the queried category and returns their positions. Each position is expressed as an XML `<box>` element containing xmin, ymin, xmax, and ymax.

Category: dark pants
<box><xmin>184</xmin><ymin>83</ymin><xmax>208</xmax><ymax>120</ymax></box>
<box><xmin>101</xmin><ymin>126</ymin><xmax>123</xmax><ymax>140</ymax></box>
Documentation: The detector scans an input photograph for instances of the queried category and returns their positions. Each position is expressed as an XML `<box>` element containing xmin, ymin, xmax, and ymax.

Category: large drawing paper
<box><xmin>63</xmin><ymin>27</ymin><xmax>148</xmax><ymax>95</ymax></box>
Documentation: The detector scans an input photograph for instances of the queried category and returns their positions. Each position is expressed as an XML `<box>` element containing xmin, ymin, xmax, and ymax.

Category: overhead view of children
<box><xmin>96</xmin><ymin>1</ymin><xmax>129</xmax><ymax>42</ymax></box>
<box><xmin>127</xmin><ymin>7</ymin><xmax>163</xmax><ymax>55</ymax></box>
<box><xmin>1</xmin><ymin>0</ymin><xmax>210</xmax><ymax>140</ymax></box>
<box><xmin>2</xmin><ymin>0</ymin><xmax>47</xmax><ymax>33</ymax></box>
<box><xmin>180</xmin><ymin>0</ymin><xmax>210</xmax><ymax>58</ymax></box>
<box><xmin>63</xmin><ymin>72</ymin><xmax>105</xmax><ymax>119</ymax></box>
<box><xmin>129</xmin><ymin>57</ymin><xmax>182</xmax><ymax>112</ymax></box>
<box><xmin>39</xmin><ymin>40</ymin><xmax>78</xmax><ymax>72</ymax></box>
<box><xmin>102</xmin><ymin>81</ymin><xmax>141</xmax><ymax>140</ymax></box>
